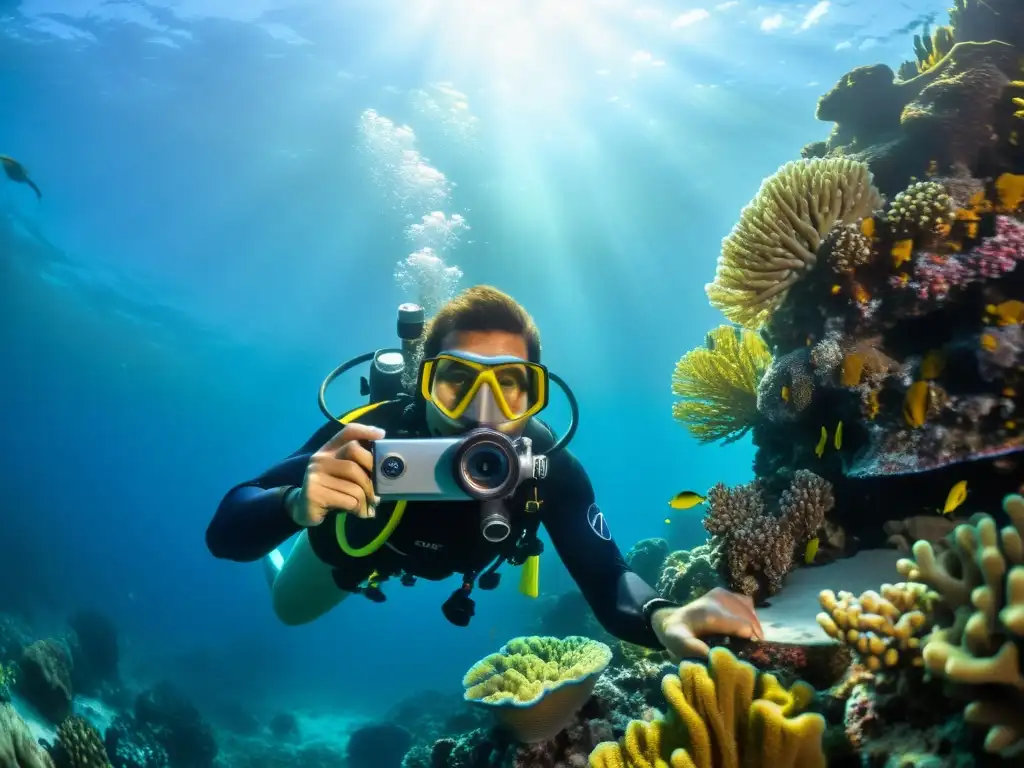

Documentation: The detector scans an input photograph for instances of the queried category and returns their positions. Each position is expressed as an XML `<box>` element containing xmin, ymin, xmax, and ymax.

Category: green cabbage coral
<box><xmin>463</xmin><ymin>635</ymin><xmax>612</xmax><ymax>743</ymax></box>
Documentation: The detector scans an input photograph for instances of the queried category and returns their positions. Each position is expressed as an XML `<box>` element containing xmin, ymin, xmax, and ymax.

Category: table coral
<box><xmin>463</xmin><ymin>636</ymin><xmax>613</xmax><ymax>743</ymax></box>
<box><xmin>896</xmin><ymin>494</ymin><xmax>1024</xmax><ymax>755</ymax></box>
<box><xmin>588</xmin><ymin>647</ymin><xmax>826</xmax><ymax>768</ymax></box>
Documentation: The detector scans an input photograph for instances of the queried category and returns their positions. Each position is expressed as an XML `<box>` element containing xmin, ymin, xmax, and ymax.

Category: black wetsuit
<box><xmin>206</xmin><ymin>399</ymin><xmax>676</xmax><ymax>648</ymax></box>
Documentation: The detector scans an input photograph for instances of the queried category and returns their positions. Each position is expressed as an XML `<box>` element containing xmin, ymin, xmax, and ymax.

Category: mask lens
<box><xmin>431</xmin><ymin>358</ymin><xmax>478</xmax><ymax>411</ymax></box>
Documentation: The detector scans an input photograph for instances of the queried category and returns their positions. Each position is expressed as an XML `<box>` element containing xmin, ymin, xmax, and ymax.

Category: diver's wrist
<box><xmin>282</xmin><ymin>486</ymin><xmax>304</xmax><ymax>526</ymax></box>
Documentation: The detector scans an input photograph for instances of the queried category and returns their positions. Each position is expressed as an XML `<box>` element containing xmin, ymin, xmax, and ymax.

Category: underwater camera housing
<box><xmin>317</xmin><ymin>302</ymin><xmax>579</xmax><ymax>543</ymax></box>
<box><xmin>372</xmin><ymin>429</ymin><xmax>548</xmax><ymax>542</ymax></box>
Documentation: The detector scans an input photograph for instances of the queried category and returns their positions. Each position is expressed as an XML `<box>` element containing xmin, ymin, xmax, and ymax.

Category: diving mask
<box><xmin>419</xmin><ymin>350</ymin><xmax>549</xmax><ymax>432</ymax></box>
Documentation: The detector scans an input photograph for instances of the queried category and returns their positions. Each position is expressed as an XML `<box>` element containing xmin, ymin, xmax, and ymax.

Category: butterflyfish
<box><xmin>942</xmin><ymin>480</ymin><xmax>968</xmax><ymax>516</ymax></box>
<box><xmin>669</xmin><ymin>491</ymin><xmax>707</xmax><ymax>510</ymax></box>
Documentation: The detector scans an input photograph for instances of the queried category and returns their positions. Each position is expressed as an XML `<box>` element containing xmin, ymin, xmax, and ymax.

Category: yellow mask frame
<box><xmin>419</xmin><ymin>351</ymin><xmax>549</xmax><ymax>423</ymax></box>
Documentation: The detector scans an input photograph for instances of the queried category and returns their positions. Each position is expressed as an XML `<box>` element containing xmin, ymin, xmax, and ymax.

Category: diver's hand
<box><xmin>289</xmin><ymin>424</ymin><xmax>385</xmax><ymax>525</ymax></box>
<box><xmin>651</xmin><ymin>588</ymin><xmax>765</xmax><ymax>660</ymax></box>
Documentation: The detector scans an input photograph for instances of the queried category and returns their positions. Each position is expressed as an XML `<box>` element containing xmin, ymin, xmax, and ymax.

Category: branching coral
<box><xmin>885</xmin><ymin>180</ymin><xmax>953</xmax><ymax>236</ymax></box>
<box><xmin>703</xmin><ymin>471</ymin><xmax>833</xmax><ymax>597</ymax></box>
<box><xmin>898</xmin><ymin>24</ymin><xmax>956</xmax><ymax>80</ymax></box>
<box><xmin>588</xmin><ymin>647</ymin><xmax>826</xmax><ymax>768</ymax></box>
<box><xmin>816</xmin><ymin>583</ymin><xmax>936</xmax><ymax>671</ymax></box>
<box><xmin>51</xmin><ymin>716</ymin><xmax>110</xmax><ymax>768</ymax></box>
<box><xmin>671</xmin><ymin>325</ymin><xmax>771</xmax><ymax>444</ymax></box>
<box><xmin>463</xmin><ymin>636</ymin><xmax>613</xmax><ymax>743</ymax></box>
<box><xmin>705</xmin><ymin>157</ymin><xmax>883</xmax><ymax>330</ymax></box>
<box><xmin>826</xmin><ymin>222</ymin><xmax>874</xmax><ymax>274</ymax></box>
<box><xmin>896</xmin><ymin>494</ymin><xmax>1024</xmax><ymax>755</ymax></box>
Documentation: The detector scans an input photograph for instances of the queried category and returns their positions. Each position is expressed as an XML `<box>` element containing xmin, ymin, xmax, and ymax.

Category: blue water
<box><xmin>0</xmin><ymin>0</ymin><xmax>947</xmax><ymax>724</ymax></box>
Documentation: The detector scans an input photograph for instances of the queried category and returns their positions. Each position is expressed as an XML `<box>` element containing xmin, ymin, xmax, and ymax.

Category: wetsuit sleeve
<box><xmin>540</xmin><ymin>451</ymin><xmax>678</xmax><ymax>649</ymax></box>
<box><xmin>206</xmin><ymin>421</ymin><xmax>343</xmax><ymax>562</ymax></box>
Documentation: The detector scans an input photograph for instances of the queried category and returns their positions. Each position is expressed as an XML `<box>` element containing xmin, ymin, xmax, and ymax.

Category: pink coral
<box><xmin>893</xmin><ymin>216</ymin><xmax>1024</xmax><ymax>301</ymax></box>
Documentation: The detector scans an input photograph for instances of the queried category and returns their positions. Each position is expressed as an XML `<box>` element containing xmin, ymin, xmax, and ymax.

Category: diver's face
<box><xmin>425</xmin><ymin>330</ymin><xmax>531</xmax><ymax>436</ymax></box>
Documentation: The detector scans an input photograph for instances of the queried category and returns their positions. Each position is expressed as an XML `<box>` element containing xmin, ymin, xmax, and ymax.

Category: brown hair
<box><xmin>422</xmin><ymin>285</ymin><xmax>542</xmax><ymax>362</ymax></box>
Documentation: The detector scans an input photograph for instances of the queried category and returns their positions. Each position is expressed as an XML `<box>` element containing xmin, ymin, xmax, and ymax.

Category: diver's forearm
<box><xmin>206</xmin><ymin>485</ymin><xmax>301</xmax><ymax>562</ymax></box>
<box><xmin>593</xmin><ymin>571</ymin><xmax>678</xmax><ymax>649</ymax></box>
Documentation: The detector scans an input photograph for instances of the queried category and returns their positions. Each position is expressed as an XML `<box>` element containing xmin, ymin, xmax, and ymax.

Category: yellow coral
<box><xmin>896</xmin><ymin>495</ymin><xmax>1024</xmax><ymax>755</ymax></box>
<box><xmin>913</xmin><ymin>25</ymin><xmax>956</xmax><ymax>75</ymax></box>
<box><xmin>589</xmin><ymin>647</ymin><xmax>826</xmax><ymax>768</ymax></box>
<box><xmin>816</xmin><ymin>583</ymin><xmax>935</xmax><ymax>671</ymax></box>
<box><xmin>463</xmin><ymin>635</ymin><xmax>612</xmax><ymax>743</ymax></box>
<box><xmin>705</xmin><ymin>157</ymin><xmax>883</xmax><ymax>330</ymax></box>
<box><xmin>671</xmin><ymin>325</ymin><xmax>771</xmax><ymax>444</ymax></box>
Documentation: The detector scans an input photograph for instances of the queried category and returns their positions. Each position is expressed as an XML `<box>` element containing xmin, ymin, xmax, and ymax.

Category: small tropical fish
<box><xmin>920</xmin><ymin>349</ymin><xmax>946</xmax><ymax>380</ymax></box>
<box><xmin>0</xmin><ymin>155</ymin><xmax>41</xmax><ymax>199</ymax></box>
<box><xmin>860</xmin><ymin>217</ymin><xmax>876</xmax><ymax>238</ymax></box>
<box><xmin>853</xmin><ymin>283</ymin><xmax>871</xmax><ymax>304</ymax></box>
<box><xmin>669</xmin><ymin>491</ymin><xmax>707</xmax><ymax>510</ymax></box>
<box><xmin>995</xmin><ymin>173</ymin><xmax>1024</xmax><ymax>214</ymax></box>
<box><xmin>988</xmin><ymin>300</ymin><xmax>1024</xmax><ymax>326</ymax></box>
<box><xmin>831</xmin><ymin>284</ymin><xmax>841</xmax><ymax>296</ymax></box>
<box><xmin>903</xmin><ymin>381</ymin><xmax>930</xmax><ymax>427</ymax></box>
<box><xmin>664</xmin><ymin>518</ymin><xmax>671</xmax><ymax>524</ymax></box>
<box><xmin>815</xmin><ymin>426</ymin><xmax>828</xmax><ymax>458</ymax></box>
<box><xmin>781</xmin><ymin>385</ymin><xmax>790</xmax><ymax>403</ymax></box>
<box><xmin>833</xmin><ymin>421</ymin><xmax>843</xmax><ymax>451</ymax></box>
<box><xmin>891</xmin><ymin>239</ymin><xmax>914</xmax><ymax>269</ymax></box>
<box><xmin>841</xmin><ymin>352</ymin><xmax>865</xmax><ymax>387</ymax></box>
<box><xmin>942</xmin><ymin>480</ymin><xmax>968</xmax><ymax>516</ymax></box>
<box><xmin>804</xmin><ymin>537</ymin><xmax>820</xmax><ymax>565</ymax></box>
<box><xmin>981</xmin><ymin>332</ymin><xmax>998</xmax><ymax>351</ymax></box>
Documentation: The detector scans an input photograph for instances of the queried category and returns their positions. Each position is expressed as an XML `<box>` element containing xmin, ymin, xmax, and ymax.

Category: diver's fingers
<box><xmin>663</xmin><ymin>626</ymin><xmax>710</xmax><ymax>660</ymax></box>
<box><xmin>338</xmin><ymin>439</ymin><xmax>375</xmax><ymax>475</ymax></box>
<box><xmin>307</xmin><ymin>485</ymin><xmax>362</xmax><ymax>516</ymax></box>
<box><xmin>318</xmin><ymin>456</ymin><xmax>377</xmax><ymax>504</ymax></box>
<box><xmin>319</xmin><ymin>424</ymin><xmax>386</xmax><ymax>454</ymax></box>
<box><xmin>726</xmin><ymin>593</ymin><xmax>764</xmax><ymax>639</ymax></box>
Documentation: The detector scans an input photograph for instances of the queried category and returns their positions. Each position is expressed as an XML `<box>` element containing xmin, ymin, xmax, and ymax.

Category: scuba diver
<box><xmin>206</xmin><ymin>285</ymin><xmax>763</xmax><ymax>659</ymax></box>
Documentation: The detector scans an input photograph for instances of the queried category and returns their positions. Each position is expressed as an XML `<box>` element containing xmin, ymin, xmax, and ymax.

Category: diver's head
<box><xmin>419</xmin><ymin>286</ymin><xmax>547</xmax><ymax>436</ymax></box>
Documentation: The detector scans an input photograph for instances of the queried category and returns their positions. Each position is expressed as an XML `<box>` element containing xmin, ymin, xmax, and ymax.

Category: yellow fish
<box><xmin>942</xmin><ymin>480</ymin><xmax>968</xmax><ymax>516</ymax></box>
<box><xmin>815</xmin><ymin>426</ymin><xmax>827</xmax><ymax>458</ymax></box>
<box><xmin>860</xmin><ymin>217</ymin><xmax>876</xmax><ymax>238</ymax></box>
<box><xmin>668</xmin><ymin>491</ymin><xmax>707</xmax><ymax>510</ymax></box>
<box><xmin>903</xmin><ymin>381</ymin><xmax>930</xmax><ymax>427</ymax></box>
<box><xmin>804</xmin><ymin>537</ymin><xmax>820</xmax><ymax>565</ymax></box>
<box><xmin>920</xmin><ymin>349</ymin><xmax>946</xmax><ymax>380</ymax></box>
<box><xmin>891</xmin><ymin>239</ymin><xmax>914</xmax><ymax>269</ymax></box>
<box><xmin>781</xmin><ymin>385</ymin><xmax>790</xmax><ymax>403</ymax></box>
<box><xmin>833</xmin><ymin>421</ymin><xmax>843</xmax><ymax>450</ymax></box>
<box><xmin>664</xmin><ymin>518</ymin><xmax>671</xmax><ymax>524</ymax></box>
<box><xmin>988</xmin><ymin>300</ymin><xmax>1024</xmax><ymax>326</ymax></box>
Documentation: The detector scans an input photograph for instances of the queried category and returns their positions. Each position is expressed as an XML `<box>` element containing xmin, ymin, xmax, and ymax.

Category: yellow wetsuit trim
<box><xmin>334</xmin><ymin>400</ymin><xmax>409</xmax><ymax>558</ymax></box>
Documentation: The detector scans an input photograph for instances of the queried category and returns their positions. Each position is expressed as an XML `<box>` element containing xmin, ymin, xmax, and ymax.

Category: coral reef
<box><xmin>655</xmin><ymin>539</ymin><xmax>726</xmax><ymax>603</ymax></box>
<box><xmin>462</xmin><ymin>636</ymin><xmax>613</xmax><ymax>743</ymax></box>
<box><xmin>623</xmin><ymin>538</ymin><xmax>670</xmax><ymax>588</ymax></box>
<box><xmin>50</xmin><ymin>716</ymin><xmax>110</xmax><ymax>768</ymax></box>
<box><xmin>18</xmin><ymin>640</ymin><xmax>74</xmax><ymax>723</ymax></box>
<box><xmin>0</xmin><ymin>702</ymin><xmax>54</xmax><ymax>768</ymax></box>
<box><xmin>705</xmin><ymin>158</ymin><xmax>883</xmax><ymax>330</ymax></box>
<box><xmin>671</xmin><ymin>324</ymin><xmax>771</xmax><ymax>444</ymax></box>
<box><xmin>588</xmin><ymin>646</ymin><xmax>826</xmax><ymax>767</ymax></box>
<box><xmin>896</xmin><ymin>494</ymin><xmax>1024</xmax><ymax>756</ymax></box>
<box><xmin>701</xmin><ymin>470</ymin><xmax>833</xmax><ymax>600</ymax></box>
<box><xmin>816</xmin><ymin>583</ymin><xmax>935</xmax><ymax>671</ymax></box>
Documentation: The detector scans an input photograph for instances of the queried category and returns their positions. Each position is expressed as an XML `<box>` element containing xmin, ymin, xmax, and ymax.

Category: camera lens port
<box><xmin>453</xmin><ymin>429</ymin><xmax>519</xmax><ymax>502</ymax></box>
